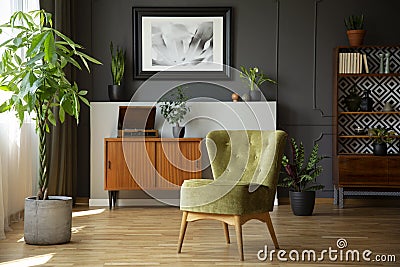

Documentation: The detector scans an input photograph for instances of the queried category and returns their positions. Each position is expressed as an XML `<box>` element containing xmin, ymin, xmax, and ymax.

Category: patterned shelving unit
<box><xmin>333</xmin><ymin>45</ymin><xmax>400</xmax><ymax>208</ymax></box>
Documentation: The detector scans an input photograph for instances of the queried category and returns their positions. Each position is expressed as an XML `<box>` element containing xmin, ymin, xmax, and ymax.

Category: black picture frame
<box><xmin>133</xmin><ymin>7</ymin><xmax>232</xmax><ymax>79</ymax></box>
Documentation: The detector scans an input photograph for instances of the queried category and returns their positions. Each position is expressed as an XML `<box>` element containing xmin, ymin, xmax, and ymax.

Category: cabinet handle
<box><xmin>108</xmin><ymin>161</ymin><xmax>111</xmax><ymax>169</ymax></box>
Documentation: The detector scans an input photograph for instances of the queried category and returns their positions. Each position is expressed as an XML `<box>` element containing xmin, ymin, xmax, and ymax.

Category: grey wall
<box><xmin>73</xmin><ymin>0</ymin><xmax>400</xmax><ymax>198</ymax></box>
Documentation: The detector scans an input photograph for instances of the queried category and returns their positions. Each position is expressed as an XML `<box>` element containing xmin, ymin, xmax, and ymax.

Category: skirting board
<box><xmin>89</xmin><ymin>197</ymin><xmax>279</xmax><ymax>207</ymax></box>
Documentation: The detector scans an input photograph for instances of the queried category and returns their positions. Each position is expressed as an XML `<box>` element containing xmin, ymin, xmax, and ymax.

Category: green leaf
<box><xmin>76</xmin><ymin>50</ymin><xmax>102</xmax><ymax>65</ymax></box>
<box><xmin>0</xmin><ymin>85</ymin><xmax>11</xmax><ymax>91</ymax></box>
<box><xmin>26</xmin><ymin>31</ymin><xmax>49</xmax><ymax>57</ymax></box>
<box><xmin>0</xmin><ymin>101</ymin><xmax>11</xmax><ymax>113</ymax></box>
<box><xmin>78</xmin><ymin>90</ymin><xmax>88</xmax><ymax>96</ymax></box>
<box><xmin>48</xmin><ymin>110</ymin><xmax>56</xmax><ymax>126</ymax></box>
<box><xmin>78</xmin><ymin>95</ymin><xmax>90</xmax><ymax>106</ymax></box>
<box><xmin>59</xmin><ymin>106</ymin><xmax>65</xmax><ymax>123</ymax></box>
<box><xmin>44</xmin><ymin>32</ymin><xmax>56</xmax><ymax>64</ymax></box>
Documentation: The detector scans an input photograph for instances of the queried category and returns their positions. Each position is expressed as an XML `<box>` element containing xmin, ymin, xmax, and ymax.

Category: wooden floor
<box><xmin>0</xmin><ymin>202</ymin><xmax>399</xmax><ymax>266</ymax></box>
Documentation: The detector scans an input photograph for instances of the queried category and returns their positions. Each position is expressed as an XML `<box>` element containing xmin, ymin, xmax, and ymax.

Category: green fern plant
<box><xmin>110</xmin><ymin>42</ymin><xmax>125</xmax><ymax>85</ymax></box>
<box><xmin>279</xmin><ymin>138</ymin><xmax>327</xmax><ymax>192</ymax></box>
<box><xmin>157</xmin><ymin>86</ymin><xmax>190</xmax><ymax>127</ymax></box>
<box><xmin>345</xmin><ymin>14</ymin><xmax>364</xmax><ymax>30</ymax></box>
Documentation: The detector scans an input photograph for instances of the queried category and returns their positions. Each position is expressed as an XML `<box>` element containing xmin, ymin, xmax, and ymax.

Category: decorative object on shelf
<box><xmin>360</xmin><ymin>89</ymin><xmax>373</xmax><ymax>112</ymax></box>
<box><xmin>158</xmin><ymin>86</ymin><xmax>190</xmax><ymax>138</ymax></box>
<box><xmin>279</xmin><ymin>138</ymin><xmax>326</xmax><ymax>216</ymax></box>
<box><xmin>240</xmin><ymin>66</ymin><xmax>276</xmax><ymax>101</ymax></box>
<box><xmin>368</xmin><ymin>128</ymin><xmax>396</xmax><ymax>156</ymax></box>
<box><xmin>353</xmin><ymin>126</ymin><xmax>367</xmax><ymax>135</ymax></box>
<box><xmin>379</xmin><ymin>53</ymin><xmax>385</xmax><ymax>74</ymax></box>
<box><xmin>385</xmin><ymin>52</ymin><xmax>390</xmax><ymax>74</ymax></box>
<box><xmin>108</xmin><ymin>42</ymin><xmax>125</xmax><ymax>101</ymax></box>
<box><xmin>133</xmin><ymin>7</ymin><xmax>232</xmax><ymax>79</ymax></box>
<box><xmin>344</xmin><ymin>14</ymin><xmax>366</xmax><ymax>46</ymax></box>
<box><xmin>0</xmin><ymin>10</ymin><xmax>101</xmax><ymax>244</ymax></box>
<box><xmin>231</xmin><ymin>93</ymin><xmax>240</xmax><ymax>102</ymax></box>
<box><xmin>344</xmin><ymin>86</ymin><xmax>361</xmax><ymax>111</ymax></box>
<box><xmin>241</xmin><ymin>93</ymin><xmax>250</xmax><ymax>102</ymax></box>
<box><xmin>383</xmin><ymin>102</ymin><xmax>394</xmax><ymax>112</ymax></box>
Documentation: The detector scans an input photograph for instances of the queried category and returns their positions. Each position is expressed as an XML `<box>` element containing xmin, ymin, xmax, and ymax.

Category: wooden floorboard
<box><xmin>0</xmin><ymin>203</ymin><xmax>399</xmax><ymax>266</ymax></box>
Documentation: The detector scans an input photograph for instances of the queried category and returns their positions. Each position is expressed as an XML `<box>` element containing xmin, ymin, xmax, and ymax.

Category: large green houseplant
<box><xmin>0</xmin><ymin>10</ymin><xmax>101</xmax><ymax>244</ymax></box>
<box><xmin>279</xmin><ymin>138</ymin><xmax>326</xmax><ymax>216</ymax></box>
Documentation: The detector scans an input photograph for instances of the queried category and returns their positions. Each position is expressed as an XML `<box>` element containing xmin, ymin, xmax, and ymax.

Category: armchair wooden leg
<box><xmin>177</xmin><ymin>211</ymin><xmax>189</xmax><ymax>253</ymax></box>
<box><xmin>234</xmin><ymin>215</ymin><xmax>244</xmax><ymax>261</ymax></box>
<box><xmin>265</xmin><ymin>212</ymin><xmax>279</xmax><ymax>249</ymax></box>
<box><xmin>222</xmin><ymin>222</ymin><xmax>230</xmax><ymax>244</ymax></box>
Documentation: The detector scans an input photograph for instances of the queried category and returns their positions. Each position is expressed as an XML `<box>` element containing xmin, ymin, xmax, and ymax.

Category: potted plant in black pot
<box><xmin>239</xmin><ymin>66</ymin><xmax>276</xmax><ymax>101</ymax></box>
<box><xmin>158</xmin><ymin>86</ymin><xmax>190</xmax><ymax>138</ymax></box>
<box><xmin>279</xmin><ymin>138</ymin><xmax>326</xmax><ymax>216</ymax></box>
<box><xmin>368</xmin><ymin>128</ymin><xmax>396</xmax><ymax>156</ymax></box>
<box><xmin>108</xmin><ymin>42</ymin><xmax>125</xmax><ymax>101</ymax></box>
<box><xmin>0</xmin><ymin>10</ymin><xmax>101</xmax><ymax>244</ymax></box>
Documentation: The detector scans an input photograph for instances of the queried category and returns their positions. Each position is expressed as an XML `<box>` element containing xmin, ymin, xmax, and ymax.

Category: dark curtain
<box><xmin>40</xmin><ymin>0</ymin><xmax>78</xmax><ymax>200</ymax></box>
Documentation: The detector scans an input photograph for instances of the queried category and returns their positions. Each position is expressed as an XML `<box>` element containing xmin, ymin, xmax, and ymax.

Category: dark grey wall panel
<box><xmin>73</xmin><ymin>0</ymin><xmax>400</xmax><ymax>198</ymax></box>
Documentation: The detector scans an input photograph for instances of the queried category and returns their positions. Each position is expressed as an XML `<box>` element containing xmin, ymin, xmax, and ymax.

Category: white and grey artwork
<box><xmin>151</xmin><ymin>20</ymin><xmax>214</xmax><ymax>68</ymax></box>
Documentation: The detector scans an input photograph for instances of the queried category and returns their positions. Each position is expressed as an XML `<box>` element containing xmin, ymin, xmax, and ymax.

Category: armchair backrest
<box><xmin>206</xmin><ymin>130</ymin><xmax>287</xmax><ymax>190</ymax></box>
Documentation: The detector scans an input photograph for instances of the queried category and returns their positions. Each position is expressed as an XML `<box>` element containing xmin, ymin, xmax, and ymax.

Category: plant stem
<box><xmin>37</xmin><ymin>113</ymin><xmax>47</xmax><ymax>200</ymax></box>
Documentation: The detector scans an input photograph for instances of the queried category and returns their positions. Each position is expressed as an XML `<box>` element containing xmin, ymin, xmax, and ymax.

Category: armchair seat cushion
<box><xmin>180</xmin><ymin>179</ymin><xmax>274</xmax><ymax>215</ymax></box>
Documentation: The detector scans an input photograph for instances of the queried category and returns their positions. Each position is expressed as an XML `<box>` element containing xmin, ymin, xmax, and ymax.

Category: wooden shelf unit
<box><xmin>333</xmin><ymin>45</ymin><xmax>400</xmax><ymax>208</ymax></box>
<box><xmin>104</xmin><ymin>137</ymin><xmax>202</xmax><ymax>208</ymax></box>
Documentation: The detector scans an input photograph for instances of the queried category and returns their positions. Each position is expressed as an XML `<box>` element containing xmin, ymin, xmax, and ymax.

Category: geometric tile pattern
<box><xmin>337</xmin><ymin>46</ymin><xmax>400</xmax><ymax>154</ymax></box>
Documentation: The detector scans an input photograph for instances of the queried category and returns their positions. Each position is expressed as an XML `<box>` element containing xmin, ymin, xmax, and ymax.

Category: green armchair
<box><xmin>178</xmin><ymin>130</ymin><xmax>287</xmax><ymax>261</ymax></box>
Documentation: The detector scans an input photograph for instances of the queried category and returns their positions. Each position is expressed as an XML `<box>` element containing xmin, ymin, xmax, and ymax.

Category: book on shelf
<box><xmin>338</xmin><ymin>52</ymin><xmax>367</xmax><ymax>74</ymax></box>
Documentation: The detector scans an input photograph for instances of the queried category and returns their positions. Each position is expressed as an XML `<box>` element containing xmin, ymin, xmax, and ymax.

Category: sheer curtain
<box><xmin>0</xmin><ymin>0</ymin><xmax>40</xmax><ymax>240</ymax></box>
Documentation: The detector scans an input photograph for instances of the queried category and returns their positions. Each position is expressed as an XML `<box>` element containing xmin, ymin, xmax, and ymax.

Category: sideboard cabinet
<box><xmin>104</xmin><ymin>138</ymin><xmax>202</xmax><ymax>208</ymax></box>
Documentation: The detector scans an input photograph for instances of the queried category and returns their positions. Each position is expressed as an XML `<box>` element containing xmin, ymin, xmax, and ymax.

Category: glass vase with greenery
<box><xmin>239</xmin><ymin>66</ymin><xmax>276</xmax><ymax>91</ymax></box>
<box><xmin>158</xmin><ymin>86</ymin><xmax>190</xmax><ymax>128</ymax></box>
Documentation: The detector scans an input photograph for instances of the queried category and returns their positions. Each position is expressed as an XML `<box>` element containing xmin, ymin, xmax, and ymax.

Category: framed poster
<box><xmin>133</xmin><ymin>7</ymin><xmax>232</xmax><ymax>79</ymax></box>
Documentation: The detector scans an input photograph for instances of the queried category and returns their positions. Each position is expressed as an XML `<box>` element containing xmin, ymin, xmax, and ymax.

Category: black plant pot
<box><xmin>289</xmin><ymin>191</ymin><xmax>316</xmax><ymax>216</ymax></box>
<box><xmin>108</xmin><ymin>85</ymin><xmax>124</xmax><ymax>102</ymax></box>
<box><xmin>373</xmin><ymin>142</ymin><xmax>387</xmax><ymax>156</ymax></box>
<box><xmin>173</xmin><ymin>126</ymin><xmax>185</xmax><ymax>138</ymax></box>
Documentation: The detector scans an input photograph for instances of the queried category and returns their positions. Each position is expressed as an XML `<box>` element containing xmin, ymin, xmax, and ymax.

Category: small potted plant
<box><xmin>344</xmin><ymin>14</ymin><xmax>366</xmax><ymax>46</ymax></box>
<box><xmin>368</xmin><ymin>128</ymin><xmax>396</xmax><ymax>156</ymax></box>
<box><xmin>279</xmin><ymin>138</ymin><xmax>326</xmax><ymax>216</ymax></box>
<box><xmin>108</xmin><ymin>42</ymin><xmax>125</xmax><ymax>101</ymax></box>
<box><xmin>239</xmin><ymin>66</ymin><xmax>276</xmax><ymax>101</ymax></box>
<box><xmin>158</xmin><ymin>86</ymin><xmax>190</xmax><ymax>138</ymax></box>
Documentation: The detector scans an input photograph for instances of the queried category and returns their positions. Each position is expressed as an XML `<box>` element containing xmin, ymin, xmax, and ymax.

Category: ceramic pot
<box><xmin>289</xmin><ymin>191</ymin><xmax>316</xmax><ymax>216</ymax></box>
<box><xmin>346</xmin><ymin>30</ymin><xmax>366</xmax><ymax>46</ymax></box>
<box><xmin>24</xmin><ymin>196</ymin><xmax>72</xmax><ymax>245</ymax></box>
<box><xmin>373</xmin><ymin>143</ymin><xmax>387</xmax><ymax>156</ymax></box>
<box><xmin>173</xmin><ymin>126</ymin><xmax>185</xmax><ymax>138</ymax></box>
<box><xmin>108</xmin><ymin>85</ymin><xmax>124</xmax><ymax>102</ymax></box>
<box><xmin>345</xmin><ymin>88</ymin><xmax>361</xmax><ymax>111</ymax></box>
<box><xmin>360</xmin><ymin>89</ymin><xmax>373</xmax><ymax>112</ymax></box>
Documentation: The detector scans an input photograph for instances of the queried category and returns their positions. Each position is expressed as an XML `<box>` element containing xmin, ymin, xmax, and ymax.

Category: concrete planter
<box><xmin>24</xmin><ymin>196</ymin><xmax>72</xmax><ymax>245</ymax></box>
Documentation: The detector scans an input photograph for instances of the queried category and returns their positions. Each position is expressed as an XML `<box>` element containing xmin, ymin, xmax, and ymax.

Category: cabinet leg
<box><xmin>108</xmin><ymin>191</ymin><xmax>113</xmax><ymax>209</ymax></box>
<box><xmin>333</xmin><ymin>186</ymin><xmax>338</xmax><ymax>205</ymax></box>
<box><xmin>338</xmin><ymin>187</ymin><xmax>344</xmax><ymax>209</ymax></box>
<box><xmin>112</xmin><ymin>191</ymin><xmax>118</xmax><ymax>208</ymax></box>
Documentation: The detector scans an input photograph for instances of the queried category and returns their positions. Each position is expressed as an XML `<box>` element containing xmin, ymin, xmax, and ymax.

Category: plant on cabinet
<box><xmin>279</xmin><ymin>138</ymin><xmax>326</xmax><ymax>216</ymax></box>
<box><xmin>239</xmin><ymin>66</ymin><xmax>276</xmax><ymax>101</ymax></box>
<box><xmin>108</xmin><ymin>42</ymin><xmax>125</xmax><ymax>101</ymax></box>
<box><xmin>0</xmin><ymin>10</ymin><xmax>101</xmax><ymax>244</ymax></box>
<box><xmin>368</xmin><ymin>128</ymin><xmax>396</xmax><ymax>156</ymax></box>
<box><xmin>158</xmin><ymin>86</ymin><xmax>190</xmax><ymax>138</ymax></box>
<box><xmin>344</xmin><ymin>14</ymin><xmax>366</xmax><ymax>46</ymax></box>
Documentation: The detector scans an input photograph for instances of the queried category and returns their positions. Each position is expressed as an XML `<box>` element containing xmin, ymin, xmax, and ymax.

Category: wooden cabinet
<box><xmin>333</xmin><ymin>46</ymin><xmax>400</xmax><ymax>208</ymax></box>
<box><xmin>104</xmin><ymin>138</ymin><xmax>202</xmax><ymax>207</ymax></box>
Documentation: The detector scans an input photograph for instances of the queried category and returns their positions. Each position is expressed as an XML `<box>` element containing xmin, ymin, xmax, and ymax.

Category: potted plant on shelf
<box><xmin>344</xmin><ymin>14</ymin><xmax>366</xmax><ymax>46</ymax></box>
<box><xmin>279</xmin><ymin>138</ymin><xmax>326</xmax><ymax>216</ymax></box>
<box><xmin>0</xmin><ymin>10</ymin><xmax>101</xmax><ymax>244</ymax></box>
<box><xmin>108</xmin><ymin>41</ymin><xmax>125</xmax><ymax>101</ymax></box>
<box><xmin>368</xmin><ymin>128</ymin><xmax>396</xmax><ymax>156</ymax></box>
<box><xmin>239</xmin><ymin>66</ymin><xmax>276</xmax><ymax>101</ymax></box>
<box><xmin>158</xmin><ymin>86</ymin><xmax>190</xmax><ymax>138</ymax></box>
